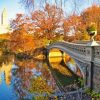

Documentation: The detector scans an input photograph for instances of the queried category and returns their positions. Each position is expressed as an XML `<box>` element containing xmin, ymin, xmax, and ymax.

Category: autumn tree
<box><xmin>10</xmin><ymin>29</ymin><xmax>35</xmax><ymax>53</ymax></box>
<box><xmin>10</xmin><ymin>4</ymin><xmax>64</xmax><ymax>50</ymax></box>
<box><xmin>31</xmin><ymin>4</ymin><xmax>64</xmax><ymax>40</ymax></box>
<box><xmin>11</xmin><ymin>1</ymin><xmax>100</xmax><ymax>49</ymax></box>
<box><xmin>10</xmin><ymin>14</ymin><xmax>35</xmax><ymax>53</ymax></box>
<box><xmin>63</xmin><ymin>14</ymin><xmax>83</xmax><ymax>41</ymax></box>
<box><xmin>11</xmin><ymin>14</ymin><xmax>33</xmax><ymax>32</ymax></box>
<box><xmin>63</xmin><ymin>5</ymin><xmax>100</xmax><ymax>41</ymax></box>
<box><xmin>80</xmin><ymin>5</ymin><xmax>100</xmax><ymax>40</ymax></box>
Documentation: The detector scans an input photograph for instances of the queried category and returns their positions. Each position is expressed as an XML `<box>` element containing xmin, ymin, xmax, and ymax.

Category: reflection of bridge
<box><xmin>47</xmin><ymin>41</ymin><xmax>100</xmax><ymax>93</ymax></box>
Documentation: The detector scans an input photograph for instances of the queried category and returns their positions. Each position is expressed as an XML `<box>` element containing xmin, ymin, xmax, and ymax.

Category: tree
<box><xmin>10</xmin><ymin>28</ymin><xmax>35</xmax><ymax>53</ymax></box>
<box><xmin>81</xmin><ymin>5</ymin><xmax>100</xmax><ymax>33</ymax></box>
<box><xmin>31</xmin><ymin>4</ymin><xmax>63</xmax><ymax>40</ymax></box>
<box><xmin>63</xmin><ymin>5</ymin><xmax>100</xmax><ymax>41</ymax></box>
<box><xmin>10</xmin><ymin>13</ymin><xmax>35</xmax><ymax>53</ymax></box>
<box><xmin>11</xmin><ymin>14</ymin><xmax>33</xmax><ymax>32</ymax></box>
<box><xmin>63</xmin><ymin>14</ymin><xmax>85</xmax><ymax>41</ymax></box>
<box><xmin>80</xmin><ymin>5</ymin><xmax>100</xmax><ymax>40</ymax></box>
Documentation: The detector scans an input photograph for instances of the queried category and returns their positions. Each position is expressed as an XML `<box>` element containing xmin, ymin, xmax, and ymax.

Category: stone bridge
<box><xmin>46</xmin><ymin>41</ymin><xmax>100</xmax><ymax>93</ymax></box>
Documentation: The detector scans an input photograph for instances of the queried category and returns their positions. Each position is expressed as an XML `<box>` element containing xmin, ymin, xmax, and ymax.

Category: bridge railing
<box><xmin>47</xmin><ymin>41</ymin><xmax>100</xmax><ymax>63</ymax></box>
<box><xmin>62</xmin><ymin>42</ymin><xmax>87</xmax><ymax>56</ymax></box>
<box><xmin>48</xmin><ymin>41</ymin><xmax>88</xmax><ymax>59</ymax></box>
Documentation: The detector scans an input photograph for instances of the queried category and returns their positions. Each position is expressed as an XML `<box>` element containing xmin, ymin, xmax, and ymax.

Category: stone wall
<box><xmin>93</xmin><ymin>64</ymin><xmax>100</xmax><ymax>93</ymax></box>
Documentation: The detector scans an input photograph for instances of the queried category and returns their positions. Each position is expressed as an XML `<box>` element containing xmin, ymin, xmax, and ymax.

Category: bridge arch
<box><xmin>47</xmin><ymin>42</ymin><xmax>91</xmax><ymax>87</ymax></box>
<box><xmin>47</xmin><ymin>44</ymin><xmax>85</xmax><ymax>78</ymax></box>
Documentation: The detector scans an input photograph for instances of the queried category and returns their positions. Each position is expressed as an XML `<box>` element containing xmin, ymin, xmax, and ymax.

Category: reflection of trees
<box><xmin>12</xmin><ymin>60</ymin><xmax>34</xmax><ymax>100</ymax></box>
<box><xmin>29</xmin><ymin>76</ymin><xmax>53</xmax><ymax>94</ymax></box>
<box><xmin>12</xmin><ymin>59</ymin><xmax>57</xmax><ymax>99</ymax></box>
<box><xmin>14</xmin><ymin>58</ymin><xmax>36</xmax><ymax>69</ymax></box>
<box><xmin>39</xmin><ymin>63</ymin><xmax>57</xmax><ymax>90</ymax></box>
<box><xmin>0</xmin><ymin>54</ymin><xmax>13</xmax><ymax>66</ymax></box>
<box><xmin>28</xmin><ymin>62</ymin><xmax>57</xmax><ymax>99</ymax></box>
<box><xmin>12</xmin><ymin>67</ymin><xmax>32</xmax><ymax>100</ymax></box>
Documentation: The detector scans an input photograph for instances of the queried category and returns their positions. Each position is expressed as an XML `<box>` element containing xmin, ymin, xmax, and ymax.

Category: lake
<box><xmin>0</xmin><ymin>52</ymin><xmax>83</xmax><ymax>100</ymax></box>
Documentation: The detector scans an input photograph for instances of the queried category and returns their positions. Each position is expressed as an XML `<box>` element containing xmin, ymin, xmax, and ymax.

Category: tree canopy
<box><xmin>10</xmin><ymin>3</ymin><xmax>100</xmax><ymax>53</ymax></box>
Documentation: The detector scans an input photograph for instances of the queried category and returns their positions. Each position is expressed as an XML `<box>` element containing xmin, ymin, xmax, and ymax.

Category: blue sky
<box><xmin>0</xmin><ymin>0</ymin><xmax>99</xmax><ymax>21</ymax></box>
<box><xmin>0</xmin><ymin>0</ymin><xmax>24</xmax><ymax>21</ymax></box>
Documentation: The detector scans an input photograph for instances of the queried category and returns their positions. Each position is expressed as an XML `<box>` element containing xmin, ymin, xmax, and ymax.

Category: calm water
<box><xmin>0</xmin><ymin>53</ymin><xmax>82</xmax><ymax>100</ymax></box>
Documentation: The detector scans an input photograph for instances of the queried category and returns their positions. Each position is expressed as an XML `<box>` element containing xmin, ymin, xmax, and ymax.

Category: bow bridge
<box><xmin>46</xmin><ymin>41</ymin><xmax>100</xmax><ymax>93</ymax></box>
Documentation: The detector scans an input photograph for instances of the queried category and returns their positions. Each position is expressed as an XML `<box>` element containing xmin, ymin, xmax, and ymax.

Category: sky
<box><xmin>0</xmin><ymin>0</ymin><xmax>99</xmax><ymax>22</ymax></box>
<box><xmin>0</xmin><ymin>0</ymin><xmax>24</xmax><ymax>21</ymax></box>
<box><xmin>30</xmin><ymin>0</ymin><xmax>99</xmax><ymax>16</ymax></box>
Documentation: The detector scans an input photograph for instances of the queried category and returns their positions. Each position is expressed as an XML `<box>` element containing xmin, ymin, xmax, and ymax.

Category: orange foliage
<box><xmin>63</xmin><ymin>15</ymin><xmax>82</xmax><ymax>40</ymax></box>
<box><xmin>10</xmin><ymin>4</ymin><xmax>100</xmax><ymax>48</ymax></box>
<box><xmin>31</xmin><ymin>3</ymin><xmax>63</xmax><ymax>39</ymax></box>
<box><xmin>10</xmin><ymin>29</ymin><xmax>35</xmax><ymax>53</ymax></box>
<box><xmin>11</xmin><ymin>14</ymin><xmax>33</xmax><ymax>33</ymax></box>
<box><xmin>15</xmin><ymin>59</ymin><xmax>36</xmax><ymax>69</ymax></box>
<box><xmin>81</xmin><ymin>5</ymin><xmax>100</xmax><ymax>35</ymax></box>
<box><xmin>63</xmin><ymin>5</ymin><xmax>100</xmax><ymax>41</ymax></box>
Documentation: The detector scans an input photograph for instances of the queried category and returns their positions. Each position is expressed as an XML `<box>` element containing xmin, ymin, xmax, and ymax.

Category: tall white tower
<box><xmin>0</xmin><ymin>8</ymin><xmax>11</xmax><ymax>34</ymax></box>
<box><xmin>1</xmin><ymin>8</ymin><xmax>8</xmax><ymax>26</ymax></box>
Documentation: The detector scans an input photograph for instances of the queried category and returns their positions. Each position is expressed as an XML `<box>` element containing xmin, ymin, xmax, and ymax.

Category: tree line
<box><xmin>9</xmin><ymin>1</ymin><xmax>100</xmax><ymax>53</ymax></box>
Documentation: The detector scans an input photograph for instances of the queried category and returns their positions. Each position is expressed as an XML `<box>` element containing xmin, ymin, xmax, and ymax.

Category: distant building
<box><xmin>0</xmin><ymin>8</ymin><xmax>11</xmax><ymax>34</ymax></box>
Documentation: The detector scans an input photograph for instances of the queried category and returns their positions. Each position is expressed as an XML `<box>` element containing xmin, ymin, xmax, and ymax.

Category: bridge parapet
<box><xmin>47</xmin><ymin>42</ymin><xmax>91</xmax><ymax>62</ymax></box>
<box><xmin>49</xmin><ymin>42</ymin><xmax>87</xmax><ymax>54</ymax></box>
<box><xmin>48</xmin><ymin>42</ymin><xmax>100</xmax><ymax>64</ymax></box>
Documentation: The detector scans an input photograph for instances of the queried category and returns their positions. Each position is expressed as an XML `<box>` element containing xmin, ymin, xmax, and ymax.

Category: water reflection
<box><xmin>64</xmin><ymin>53</ymin><xmax>83</xmax><ymax>77</ymax></box>
<box><xmin>48</xmin><ymin>50</ymin><xmax>83</xmax><ymax>92</ymax></box>
<box><xmin>0</xmin><ymin>51</ymin><xmax>83</xmax><ymax>100</ymax></box>
<box><xmin>12</xmin><ymin>58</ymin><xmax>58</xmax><ymax>100</ymax></box>
<box><xmin>0</xmin><ymin>54</ymin><xmax>18</xmax><ymax>100</ymax></box>
<box><xmin>0</xmin><ymin>54</ymin><xmax>13</xmax><ymax>85</ymax></box>
<box><xmin>49</xmin><ymin>49</ymin><xmax>83</xmax><ymax>77</ymax></box>
<box><xmin>0</xmin><ymin>54</ymin><xmax>58</xmax><ymax>100</ymax></box>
